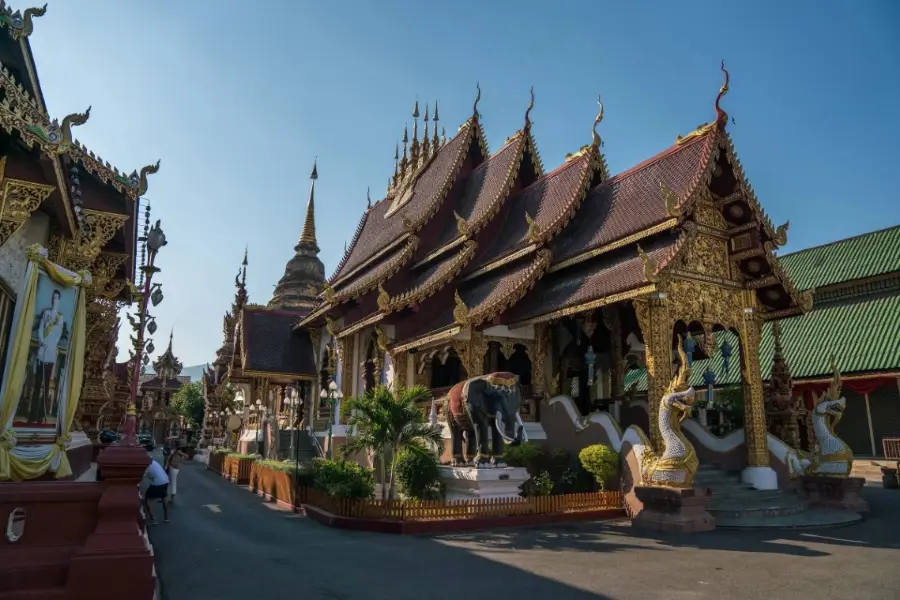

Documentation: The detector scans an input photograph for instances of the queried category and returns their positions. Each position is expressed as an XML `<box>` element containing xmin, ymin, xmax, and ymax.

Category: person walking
<box><xmin>165</xmin><ymin>442</ymin><xmax>187</xmax><ymax>505</ymax></box>
<box><xmin>142</xmin><ymin>456</ymin><xmax>169</xmax><ymax>524</ymax></box>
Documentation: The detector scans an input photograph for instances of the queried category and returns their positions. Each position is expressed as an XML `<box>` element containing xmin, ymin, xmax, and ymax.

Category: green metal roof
<box><xmin>623</xmin><ymin>293</ymin><xmax>900</xmax><ymax>392</ymax></box>
<box><xmin>778</xmin><ymin>225</ymin><xmax>900</xmax><ymax>291</ymax></box>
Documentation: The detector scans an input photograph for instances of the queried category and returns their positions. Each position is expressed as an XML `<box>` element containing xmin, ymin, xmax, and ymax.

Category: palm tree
<box><xmin>342</xmin><ymin>385</ymin><xmax>443</xmax><ymax>500</ymax></box>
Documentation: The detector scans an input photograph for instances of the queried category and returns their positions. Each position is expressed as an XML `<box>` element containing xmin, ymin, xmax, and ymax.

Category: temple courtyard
<box><xmin>148</xmin><ymin>458</ymin><xmax>900</xmax><ymax>600</ymax></box>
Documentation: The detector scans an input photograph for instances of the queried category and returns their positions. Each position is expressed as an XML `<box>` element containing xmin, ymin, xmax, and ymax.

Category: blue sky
<box><xmin>28</xmin><ymin>0</ymin><xmax>900</xmax><ymax>366</ymax></box>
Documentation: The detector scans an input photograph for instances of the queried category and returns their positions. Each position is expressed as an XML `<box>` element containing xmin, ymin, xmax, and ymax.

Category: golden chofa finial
<box><xmin>57</xmin><ymin>105</ymin><xmax>91</xmax><ymax>152</ymax></box>
<box><xmin>410</xmin><ymin>99</ymin><xmax>421</xmax><ymax>166</ymax></box>
<box><xmin>660</xmin><ymin>181</ymin><xmax>682</xmax><ymax>217</ymax></box>
<box><xmin>774</xmin><ymin>220</ymin><xmax>790</xmax><ymax>246</ymax></box>
<box><xmin>667</xmin><ymin>334</ymin><xmax>693</xmax><ymax>395</ymax></box>
<box><xmin>473</xmin><ymin>82</ymin><xmax>481</xmax><ymax>117</ymax></box>
<box><xmin>453</xmin><ymin>290</ymin><xmax>470</xmax><ymax>325</ymax></box>
<box><xmin>524</xmin><ymin>86</ymin><xmax>535</xmax><ymax>130</ymax></box>
<box><xmin>715</xmin><ymin>59</ymin><xmax>730</xmax><ymax>128</ymax></box>
<box><xmin>592</xmin><ymin>95</ymin><xmax>604</xmax><ymax>148</ymax></box>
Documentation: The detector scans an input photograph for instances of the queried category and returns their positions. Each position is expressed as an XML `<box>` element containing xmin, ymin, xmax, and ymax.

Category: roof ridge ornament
<box><xmin>774</xmin><ymin>220</ymin><xmax>790</xmax><ymax>246</ymax></box>
<box><xmin>715</xmin><ymin>60</ymin><xmax>730</xmax><ymax>129</ymax></box>
<box><xmin>592</xmin><ymin>95</ymin><xmax>604</xmax><ymax>148</ymax></box>
<box><xmin>473</xmin><ymin>82</ymin><xmax>481</xmax><ymax>119</ymax></box>
<box><xmin>377</xmin><ymin>284</ymin><xmax>390</xmax><ymax>311</ymax></box>
<box><xmin>453</xmin><ymin>290</ymin><xmax>470</xmax><ymax>325</ymax></box>
<box><xmin>525</xmin><ymin>211</ymin><xmax>540</xmax><ymax>244</ymax></box>
<box><xmin>454</xmin><ymin>211</ymin><xmax>469</xmax><ymax>236</ymax></box>
<box><xmin>660</xmin><ymin>181</ymin><xmax>683</xmax><ymax>217</ymax></box>
<box><xmin>637</xmin><ymin>244</ymin><xmax>659</xmax><ymax>283</ymax></box>
<box><xmin>524</xmin><ymin>86</ymin><xmax>535</xmax><ymax>130</ymax></box>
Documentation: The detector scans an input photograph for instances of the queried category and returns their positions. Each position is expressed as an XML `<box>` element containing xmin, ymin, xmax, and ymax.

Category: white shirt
<box><xmin>145</xmin><ymin>460</ymin><xmax>169</xmax><ymax>486</ymax></box>
<box><xmin>37</xmin><ymin>307</ymin><xmax>64</xmax><ymax>364</ymax></box>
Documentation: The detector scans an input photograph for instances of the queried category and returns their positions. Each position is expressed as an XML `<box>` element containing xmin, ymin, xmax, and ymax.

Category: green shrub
<box><xmin>532</xmin><ymin>471</ymin><xmax>554</xmax><ymax>496</ymax></box>
<box><xmin>395</xmin><ymin>448</ymin><xmax>442</xmax><ymax>501</ymax></box>
<box><xmin>578</xmin><ymin>444</ymin><xmax>619</xmax><ymax>491</ymax></box>
<box><xmin>226</xmin><ymin>452</ymin><xmax>256</xmax><ymax>460</ymax></box>
<box><xmin>555</xmin><ymin>466</ymin><xmax>595</xmax><ymax>494</ymax></box>
<box><xmin>311</xmin><ymin>458</ymin><xmax>375</xmax><ymax>500</ymax></box>
<box><xmin>503</xmin><ymin>442</ymin><xmax>544</xmax><ymax>472</ymax></box>
<box><xmin>213</xmin><ymin>448</ymin><xmax>231</xmax><ymax>455</ymax></box>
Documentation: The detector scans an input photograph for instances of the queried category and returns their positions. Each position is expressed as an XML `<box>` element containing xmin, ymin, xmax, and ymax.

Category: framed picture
<box><xmin>11</xmin><ymin>268</ymin><xmax>78</xmax><ymax>436</ymax></box>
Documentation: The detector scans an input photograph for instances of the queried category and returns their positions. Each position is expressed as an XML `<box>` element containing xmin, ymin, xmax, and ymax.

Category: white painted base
<box><xmin>742</xmin><ymin>466</ymin><xmax>779</xmax><ymax>490</ymax></box>
<box><xmin>438</xmin><ymin>466</ymin><xmax>530</xmax><ymax>500</ymax></box>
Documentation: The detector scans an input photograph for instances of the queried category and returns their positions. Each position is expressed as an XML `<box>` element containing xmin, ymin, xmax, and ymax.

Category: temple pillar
<box><xmin>738</xmin><ymin>291</ymin><xmax>777</xmax><ymax>489</ymax></box>
<box><xmin>390</xmin><ymin>350</ymin><xmax>408</xmax><ymax>390</ymax></box>
<box><xmin>633</xmin><ymin>295</ymin><xmax>672</xmax><ymax>451</ymax></box>
<box><xmin>338</xmin><ymin>336</ymin><xmax>354</xmax><ymax>401</ymax></box>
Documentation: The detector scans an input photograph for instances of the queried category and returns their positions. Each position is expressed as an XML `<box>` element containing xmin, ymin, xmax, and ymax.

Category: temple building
<box><xmin>202</xmin><ymin>166</ymin><xmax>322</xmax><ymax>454</ymax></box>
<box><xmin>137</xmin><ymin>332</ymin><xmax>187</xmax><ymax>443</ymax></box>
<box><xmin>0</xmin><ymin>3</ymin><xmax>156</xmax><ymax>480</ymax></box>
<box><xmin>624</xmin><ymin>224</ymin><xmax>900</xmax><ymax>458</ymax></box>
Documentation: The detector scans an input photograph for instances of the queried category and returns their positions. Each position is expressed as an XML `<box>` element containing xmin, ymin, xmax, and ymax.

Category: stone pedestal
<box><xmin>67</xmin><ymin>444</ymin><xmax>155</xmax><ymax>600</ymax></box>
<box><xmin>438</xmin><ymin>466</ymin><xmax>530</xmax><ymax>500</ymax></box>
<box><xmin>799</xmin><ymin>475</ymin><xmax>870</xmax><ymax>516</ymax></box>
<box><xmin>632</xmin><ymin>486</ymin><xmax>716</xmax><ymax>533</ymax></box>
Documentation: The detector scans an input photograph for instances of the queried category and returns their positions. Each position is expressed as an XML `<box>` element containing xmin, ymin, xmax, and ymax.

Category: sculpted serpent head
<box><xmin>816</xmin><ymin>356</ymin><xmax>846</xmax><ymax>424</ymax></box>
<box><xmin>666</xmin><ymin>335</ymin><xmax>697</xmax><ymax>421</ymax></box>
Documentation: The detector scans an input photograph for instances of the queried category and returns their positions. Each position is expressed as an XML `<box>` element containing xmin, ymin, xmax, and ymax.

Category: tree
<box><xmin>342</xmin><ymin>385</ymin><xmax>443</xmax><ymax>499</ymax></box>
<box><xmin>170</xmin><ymin>380</ymin><xmax>205</xmax><ymax>429</ymax></box>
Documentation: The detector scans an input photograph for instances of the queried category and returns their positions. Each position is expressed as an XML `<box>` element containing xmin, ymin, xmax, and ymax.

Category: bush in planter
<box><xmin>578</xmin><ymin>444</ymin><xmax>619</xmax><ymax>491</ymax></box>
<box><xmin>395</xmin><ymin>447</ymin><xmax>443</xmax><ymax>501</ymax></box>
<box><xmin>503</xmin><ymin>442</ymin><xmax>544</xmax><ymax>473</ymax></box>
<box><xmin>311</xmin><ymin>458</ymin><xmax>374</xmax><ymax>500</ymax></box>
<box><xmin>555</xmin><ymin>465</ymin><xmax>596</xmax><ymax>494</ymax></box>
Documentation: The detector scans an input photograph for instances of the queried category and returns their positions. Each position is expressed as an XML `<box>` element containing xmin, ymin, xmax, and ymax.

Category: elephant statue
<box><xmin>446</xmin><ymin>372</ymin><xmax>526</xmax><ymax>468</ymax></box>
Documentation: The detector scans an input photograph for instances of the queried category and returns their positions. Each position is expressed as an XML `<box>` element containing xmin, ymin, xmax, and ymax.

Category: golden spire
<box><xmin>400</xmin><ymin>124</ymin><xmax>409</xmax><ymax>181</ymax></box>
<box><xmin>524</xmin><ymin>86</ymin><xmax>535</xmax><ymax>130</ymax></box>
<box><xmin>715</xmin><ymin>60</ymin><xmax>730</xmax><ymax>129</ymax></box>
<box><xmin>299</xmin><ymin>159</ymin><xmax>318</xmax><ymax>245</ymax></box>
<box><xmin>421</xmin><ymin>102</ymin><xmax>431</xmax><ymax>161</ymax></box>
<box><xmin>410</xmin><ymin>100</ymin><xmax>421</xmax><ymax>169</ymax></box>
<box><xmin>391</xmin><ymin>143</ymin><xmax>400</xmax><ymax>189</ymax></box>
<box><xmin>592</xmin><ymin>95</ymin><xmax>604</xmax><ymax>148</ymax></box>
<box><xmin>432</xmin><ymin>101</ymin><xmax>440</xmax><ymax>150</ymax></box>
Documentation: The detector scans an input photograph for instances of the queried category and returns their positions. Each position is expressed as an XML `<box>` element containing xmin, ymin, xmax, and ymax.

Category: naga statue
<box><xmin>635</xmin><ymin>337</ymin><xmax>700</xmax><ymax>488</ymax></box>
<box><xmin>445</xmin><ymin>372</ymin><xmax>526</xmax><ymax>468</ymax></box>
<box><xmin>786</xmin><ymin>359</ymin><xmax>853</xmax><ymax>478</ymax></box>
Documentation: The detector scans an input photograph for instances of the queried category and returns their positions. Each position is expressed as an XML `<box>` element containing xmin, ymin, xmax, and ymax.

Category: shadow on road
<box><xmin>150</xmin><ymin>460</ymin><xmax>615</xmax><ymax>600</ymax></box>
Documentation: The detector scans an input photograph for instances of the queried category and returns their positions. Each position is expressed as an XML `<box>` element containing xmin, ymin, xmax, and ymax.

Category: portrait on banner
<box><xmin>12</xmin><ymin>268</ymin><xmax>78</xmax><ymax>432</ymax></box>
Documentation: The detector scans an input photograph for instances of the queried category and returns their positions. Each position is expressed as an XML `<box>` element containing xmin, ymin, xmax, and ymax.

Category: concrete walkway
<box><xmin>149</xmin><ymin>459</ymin><xmax>900</xmax><ymax>600</ymax></box>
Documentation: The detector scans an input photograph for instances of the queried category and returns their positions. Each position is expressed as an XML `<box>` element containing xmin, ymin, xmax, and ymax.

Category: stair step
<box><xmin>715</xmin><ymin>507</ymin><xmax>862</xmax><ymax>529</ymax></box>
<box><xmin>711</xmin><ymin>491</ymin><xmax>788</xmax><ymax>504</ymax></box>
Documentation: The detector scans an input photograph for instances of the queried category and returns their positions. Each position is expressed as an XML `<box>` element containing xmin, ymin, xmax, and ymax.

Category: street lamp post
<box><xmin>285</xmin><ymin>387</ymin><xmax>299</xmax><ymax>460</ymax></box>
<box><xmin>121</xmin><ymin>220</ymin><xmax>167</xmax><ymax>447</ymax></box>
<box><xmin>319</xmin><ymin>378</ymin><xmax>343</xmax><ymax>460</ymax></box>
<box><xmin>250</xmin><ymin>400</ymin><xmax>267</xmax><ymax>456</ymax></box>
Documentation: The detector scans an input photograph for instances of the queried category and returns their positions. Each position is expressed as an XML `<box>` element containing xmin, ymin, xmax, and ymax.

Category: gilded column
<box><xmin>739</xmin><ymin>293</ymin><xmax>770</xmax><ymax>467</ymax></box>
<box><xmin>390</xmin><ymin>350</ymin><xmax>408</xmax><ymax>390</ymax></box>
<box><xmin>633</xmin><ymin>295</ymin><xmax>672</xmax><ymax>451</ymax></box>
<box><xmin>531</xmin><ymin>324</ymin><xmax>549</xmax><ymax>398</ymax></box>
<box><xmin>467</xmin><ymin>331</ymin><xmax>487</xmax><ymax>378</ymax></box>
<box><xmin>338</xmin><ymin>336</ymin><xmax>354</xmax><ymax>400</ymax></box>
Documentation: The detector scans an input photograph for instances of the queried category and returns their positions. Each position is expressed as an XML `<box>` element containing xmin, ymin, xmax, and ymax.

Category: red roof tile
<box><xmin>466</xmin><ymin>151</ymin><xmax>594</xmax><ymax>274</ymax></box>
<box><xmin>504</xmin><ymin>233</ymin><xmax>681</xmax><ymax>326</ymax></box>
<box><xmin>241</xmin><ymin>308</ymin><xmax>318</xmax><ymax>376</ymax></box>
<box><xmin>330</xmin><ymin>124</ymin><xmax>475</xmax><ymax>284</ymax></box>
<box><xmin>552</xmin><ymin>133</ymin><xmax>714</xmax><ymax>266</ymax></box>
<box><xmin>387</xmin><ymin>241</ymin><xmax>477</xmax><ymax>312</ymax></box>
<box><xmin>430</xmin><ymin>133</ymin><xmax>528</xmax><ymax>250</ymax></box>
<box><xmin>461</xmin><ymin>250</ymin><xmax>552</xmax><ymax>326</ymax></box>
<box><xmin>333</xmin><ymin>238</ymin><xmax>418</xmax><ymax>302</ymax></box>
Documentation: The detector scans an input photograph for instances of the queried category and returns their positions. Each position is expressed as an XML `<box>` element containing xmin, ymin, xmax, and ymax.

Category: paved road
<box><xmin>149</xmin><ymin>458</ymin><xmax>900</xmax><ymax>600</ymax></box>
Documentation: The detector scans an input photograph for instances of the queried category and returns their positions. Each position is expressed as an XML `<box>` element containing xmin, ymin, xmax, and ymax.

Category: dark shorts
<box><xmin>146</xmin><ymin>483</ymin><xmax>168</xmax><ymax>499</ymax></box>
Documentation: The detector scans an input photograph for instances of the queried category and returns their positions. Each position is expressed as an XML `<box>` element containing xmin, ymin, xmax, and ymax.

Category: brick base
<box><xmin>631</xmin><ymin>486</ymin><xmax>716</xmax><ymax>533</ymax></box>
<box><xmin>799</xmin><ymin>475</ymin><xmax>870</xmax><ymax>516</ymax></box>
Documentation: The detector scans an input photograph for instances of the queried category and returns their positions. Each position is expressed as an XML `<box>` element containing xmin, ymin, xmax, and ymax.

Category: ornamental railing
<box><xmin>883</xmin><ymin>437</ymin><xmax>900</xmax><ymax>460</ymax></box>
<box><xmin>304</xmin><ymin>488</ymin><xmax>622</xmax><ymax>521</ymax></box>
